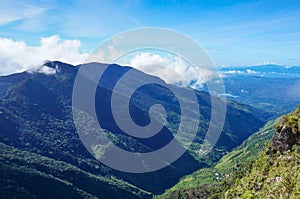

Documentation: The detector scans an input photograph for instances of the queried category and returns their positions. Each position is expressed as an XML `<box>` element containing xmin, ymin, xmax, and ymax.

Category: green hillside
<box><xmin>160</xmin><ymin>105</ymin><xmax>300</xmax><ymax>199</ymax></box>
<box><xmin>0</xmin><ymin>142</ymin><xmax>151</xmax><ymax>199</ymax></box>
<box><xmin>0</xmin><ymin>61</ymin><xmax>269</xmax><ymax>197</ymax></box>
<box><xmin>223</xmin><ymin>105</ymin><xmax>300</xmax><ymax>198</ymax></box>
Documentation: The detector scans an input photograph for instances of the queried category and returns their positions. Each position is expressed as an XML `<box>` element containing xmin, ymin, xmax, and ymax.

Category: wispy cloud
<box><xmin>0</xmin><ymin>0</ymin><xmax>47</xmax><ymax>25</ymax></box>
<box><xmin>57</xmin><ymin>1</ymin><xmax>139</xmax><ymax>37</ymax></box>
<box><xmin>124</xmin><ymin>14</ymin><xmax>144</xmax><ymax>27</ymax></box>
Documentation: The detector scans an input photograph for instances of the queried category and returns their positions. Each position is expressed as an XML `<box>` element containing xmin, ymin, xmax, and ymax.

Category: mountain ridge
<box><xmin>0</xmin><ymin>61</ymin><xmax>269</xmax><ymax>197</ymax></box>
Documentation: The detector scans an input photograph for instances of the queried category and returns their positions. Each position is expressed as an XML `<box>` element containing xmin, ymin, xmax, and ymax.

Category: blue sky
<box><xmin>1</xmin><ymin>0</ymin><xmax>300</xmax><ymax>74</ymax></box>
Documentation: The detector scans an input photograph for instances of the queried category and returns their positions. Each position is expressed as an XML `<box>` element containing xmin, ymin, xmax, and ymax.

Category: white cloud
<box><xmin>0</xmin><ymin>35</ymin><xmax>88</xmax><ymax>75</ymax></box>
<box><xmin>246</xmin><ymin>69</ymin><xmax>258</xmax><ymax>74</ymax></box>
<box><xmin>222</xmin><ymin>70</ymin><xmax>243</xmax><ymax>74</ymax></box>
<box><xmin>34</xmin><ymin>65</ymin><xmax>57</xmax><ymax>76</ymax></box>
<box><xmin>252</xmin><ymin>61</ymin><xmax>277</xmax><ymax>66</ymax></box>
<box><xmin>87</xmin><ymin>45</ymin><xmax>124</xmax><ymax>64</ymax></box>
<box><xmin>0</xmin><ymin>36</ymin><xmax>217</xmax><ymax>89</ymax></box>
<box><xmin>128</xmin><ymin>52</ymin><xmax>213</xmax><ymax>89</ymax></box>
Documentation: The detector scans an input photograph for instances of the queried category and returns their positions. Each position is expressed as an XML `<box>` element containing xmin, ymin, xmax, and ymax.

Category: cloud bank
<box><xmin>0</xmin><ymin>35</ymin><xmax>88</xmax><ymax>75</ymax></box>
<box><xmin>129</xmin><ymin>52</ymin><xmax>213</xmax><ymax>89</ymax></box>
<box><xmin>0</xmin><ymin>36</ymin><xmax>214</xmax><ymax>89</ymax></box>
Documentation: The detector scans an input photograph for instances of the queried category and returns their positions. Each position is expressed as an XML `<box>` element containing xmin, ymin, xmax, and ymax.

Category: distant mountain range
<box><xmin>219</xmin><ymin>64</ymin><xmax>300</xmax><ymax>78</ymax></box>
<box><xmin>215</xmin><ymin>64</ymin><xmax>300</xmax><ymax>115</ymax></box>
<box><xmin>0</xmin><ymin>61</ymin><xmax>269</xmax><ymax>198</ymax></box>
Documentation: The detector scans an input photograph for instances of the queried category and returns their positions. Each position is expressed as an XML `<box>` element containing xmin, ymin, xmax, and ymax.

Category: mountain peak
<box><xmin>43</xmin><ymin>60</ymin><xmax>75</xmax><ymax>69</ymax></box>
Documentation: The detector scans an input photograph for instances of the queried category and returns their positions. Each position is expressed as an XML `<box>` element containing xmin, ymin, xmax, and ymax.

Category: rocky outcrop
<box><xmin>271</xmin><ymin>106</ymin><xmax>300</xmax><ymax>154</ymax></box>
<box><xmin>271</xmin><ymin>124</ymin><xmax>298</xmax><ymax>154</ymax></box>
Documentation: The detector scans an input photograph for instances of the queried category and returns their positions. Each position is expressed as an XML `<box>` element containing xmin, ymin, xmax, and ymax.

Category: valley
<box><xmin>0</xmin><ymin>61</ymin><xmax>299</xmax><ymax>198</ymax></box>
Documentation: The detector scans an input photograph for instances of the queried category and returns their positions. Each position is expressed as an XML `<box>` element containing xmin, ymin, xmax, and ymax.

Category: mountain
<box><xmin>0</xmin><ymin>61</ymin><xmax>268</xmax><ymax>197</ymax></box>
<box><xmin>161</xmin><ymin>105</ymin><xmax>300</xmax><ymax>198</ymax></box>
<box><xmin>223</xmin><ymin>105</ymin><xmax>300</xmax><ymax>198</ymax></box>
<box><xmin>158</xmin><ymin>116</ymin><xmax>277</xmax><ymax>198</ymax></box>
<box><xmin>220</xmin><ymin>64</ymin><xmax>300</xmax><ymax>78</ymax></box>
<box><xmin>0</xmin><ymin>142</ymin><xmax>150</xmax><ymax>199</ymax></box>
<box><xmin>217</xmin><ymin>65</ymin><xmax>300</xmax><ymax>115</ymax></box>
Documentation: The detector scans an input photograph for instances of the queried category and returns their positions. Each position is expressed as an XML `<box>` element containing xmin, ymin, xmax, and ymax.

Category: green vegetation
<box><xmin>160</xmin><ymin>105</ymin><xmax>300</xmax><ymax>199</ymax></box>
<box><xmin>0</xmin><ymin>61</ymin><xmax>270</xmax><ymax>197</ymax></box>
<box><xmin>158</xmin><ymin>118</ymin><xmax>276</xmax><ymax>198</ymax></box>
<box><xmin>281</xmin><ymin>105</ymin><xmax>300</xmax><ymax>133</ymax></box>
<box><xmin>0</xmin><ymin>142</ymin><xmax>151</xmax><ymax>199</ymax></box>
<box><xmin>224</xmin><ymin>145</ymin><xmax>300</xmax><ymax>198</ymax></box>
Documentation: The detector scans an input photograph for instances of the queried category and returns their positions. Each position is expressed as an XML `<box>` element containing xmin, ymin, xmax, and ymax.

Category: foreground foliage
<box><xmin>161</xmin><ymin>105</ymin><xmax>300</xmax><ymax>199</ymax></box>
<box><xmin>224</xmin><ymin>105</ymin><xmax>300</xmax><ymax>198</ymax></box>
